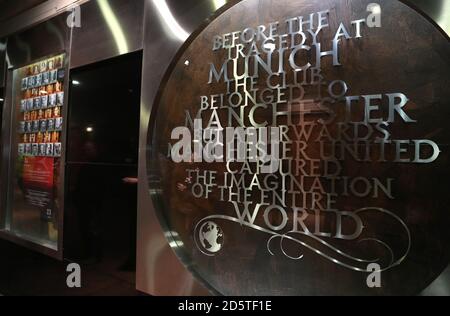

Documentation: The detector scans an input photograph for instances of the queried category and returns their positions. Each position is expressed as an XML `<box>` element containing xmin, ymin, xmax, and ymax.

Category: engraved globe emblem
<box><xmin>198</xmin><ymin>221</ymin><xmax>224</xmax><ymax>254</ymax></box>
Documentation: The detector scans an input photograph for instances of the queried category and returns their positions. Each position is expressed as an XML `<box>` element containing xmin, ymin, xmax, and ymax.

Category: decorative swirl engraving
<box><xmin>194</xmin><ymin>207</ymin><xmax>410</xmax><ymax>272</ymax></box>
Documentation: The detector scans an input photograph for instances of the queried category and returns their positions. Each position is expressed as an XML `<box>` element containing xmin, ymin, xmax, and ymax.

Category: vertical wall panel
<box><xmin>70</xmin><ymin>0</ymin><xmax>144</xmax><ymax>69</ymax></box>
<box><xmin>136</xmin><ymin>0</ymin><xmax>222</xmax><ymax>296</ymax></box>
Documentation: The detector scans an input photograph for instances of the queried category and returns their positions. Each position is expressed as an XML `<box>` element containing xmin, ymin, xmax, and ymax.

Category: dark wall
<box><xmin>0</xmin><ymin>0</ymin><xmax>48</xmax><ymax>24</ymax></box>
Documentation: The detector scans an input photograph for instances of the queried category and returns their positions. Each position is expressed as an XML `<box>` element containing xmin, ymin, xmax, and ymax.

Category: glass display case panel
<box><xmin>1</xmin><ymin>54</ymin><xmax>65</xmax><ymax>251</ymax></box>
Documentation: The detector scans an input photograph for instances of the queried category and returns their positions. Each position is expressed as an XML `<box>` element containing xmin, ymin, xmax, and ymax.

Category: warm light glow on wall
<box><xmin>97</xmin><ymin>0</ymin><xmax>129</xmax><ymax>54</ymax></box>
<box><xmin>439</xmin><ymin>0</ymin><xmax>450</xmax><ymax>35</ymax></box>
<box><xmin>214</xmin><ymin>0</ymin><xmax>227</xmax><ymax>10</ymax></box>
<box><xmin>152</xmin><ymin>0</ymin><xmax>190</xmax><ymax>42</ymax></box>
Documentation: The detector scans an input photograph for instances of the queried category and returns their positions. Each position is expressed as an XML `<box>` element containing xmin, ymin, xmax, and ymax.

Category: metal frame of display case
<box><xmin>0</xmin><ymin>47</ymin><xmax>71</xmax><ymax>260</ymax></box>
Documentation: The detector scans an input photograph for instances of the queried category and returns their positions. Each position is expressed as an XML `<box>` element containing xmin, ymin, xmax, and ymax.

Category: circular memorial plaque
<box><xmin>148</xmin><ymin>0</ymin><xmax>450</xmax><ymax>295</ymax></box>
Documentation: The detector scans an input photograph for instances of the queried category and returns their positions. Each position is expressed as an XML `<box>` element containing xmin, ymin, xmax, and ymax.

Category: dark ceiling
<box><xmin>0</xmin><ymin>0</ymin><xmax>48</xmax><ymax>23</ymax></box>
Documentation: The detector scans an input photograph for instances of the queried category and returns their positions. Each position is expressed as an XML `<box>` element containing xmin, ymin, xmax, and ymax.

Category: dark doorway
<box><xmin>64</xmin><ymin>51</ymin><xmax>142</xmax><ymax>292</ymax></box>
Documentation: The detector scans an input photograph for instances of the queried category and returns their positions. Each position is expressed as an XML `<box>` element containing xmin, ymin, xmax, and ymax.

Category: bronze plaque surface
<box><xmin>148</xmin><ymin>0</ymin><xmax>450</xmax><ymax>295</ymax></box>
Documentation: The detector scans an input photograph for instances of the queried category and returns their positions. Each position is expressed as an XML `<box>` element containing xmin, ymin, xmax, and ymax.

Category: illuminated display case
<box><xmin>0</xmin><ymin>53</ymin><xmax>67</xmax><ymax>258</ymax></box>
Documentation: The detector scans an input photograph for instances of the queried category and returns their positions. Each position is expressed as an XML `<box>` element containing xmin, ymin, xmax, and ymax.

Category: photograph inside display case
<box><xmin>2</xmin><ymin>53</ymin><xmax>66</xmax><ymax>250</ymax></box>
